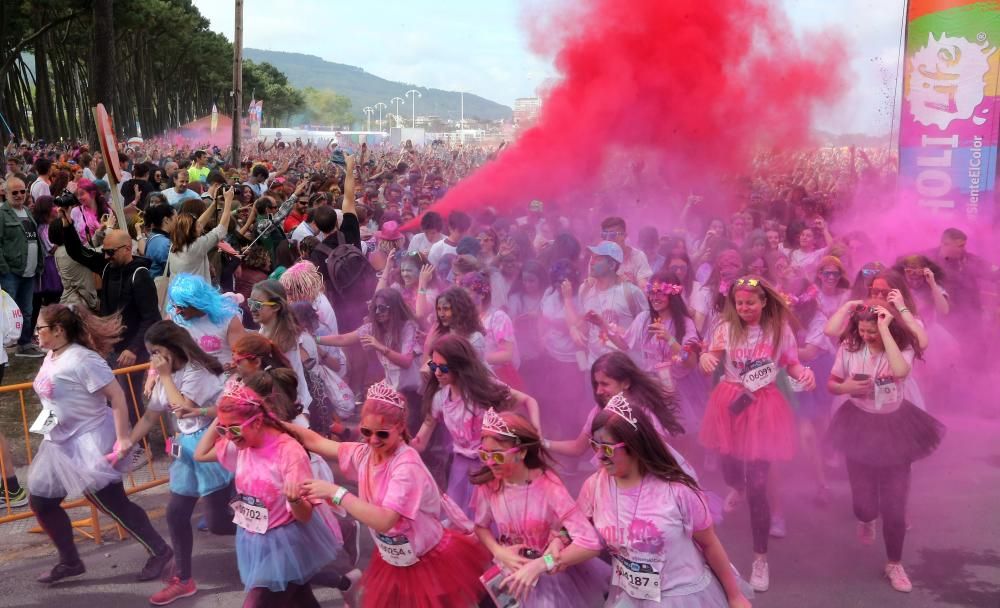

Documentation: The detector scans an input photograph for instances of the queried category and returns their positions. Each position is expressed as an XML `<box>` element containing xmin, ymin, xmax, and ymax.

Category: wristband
<box><xmin>898</xmin><ymin>307</ymin><xmax>910</xmax><ymax>314</ymax></box>
<box><xmin>418</xmin><ymin>289</ymin><xmax>428</xmax><ymax>295</ymax></box>
<box><xmin>200</xmin><ymin>407</ymin><xmax>208</xmax><ymax>417</ymax></box>
<box><xmin>332</xmin><ymin>486</ymin><xmax>349</xmax><ymax>506</ymax></box>
<box><xmin>543</xmin><ymin>553</ymin><xmax>556</xmax><ymax>572</ymax></box>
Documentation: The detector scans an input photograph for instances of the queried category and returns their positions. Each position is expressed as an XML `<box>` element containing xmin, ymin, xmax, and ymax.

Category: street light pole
<box><xmin>460</xmin><ymin>91</ymin><xmax>464</xmax><ymax>144</ymax></box>
<box><xmin>391</xmin><ymin>97</ymin><xmax>404</xmax><ymax>127</ymax></box>
<box><xmin>363</xmin><ymin>106</ymin><xmax>373</xmax><ymax>131</ymax></box>
<box><xmin>405</xmin><ymin>89</ymin><xmax>421</xmax><ymax>128</ymax></box>
<box><xmin>374</xmin><ymin>102</ymin><xmax>387</xmax><ymax>133</ymax></box>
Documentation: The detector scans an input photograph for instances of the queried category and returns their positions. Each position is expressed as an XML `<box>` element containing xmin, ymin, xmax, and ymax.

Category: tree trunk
<box><xmin>91</xmin><ymin>0</ymin><xmax>115</xmax><ymax>144</ymax></box>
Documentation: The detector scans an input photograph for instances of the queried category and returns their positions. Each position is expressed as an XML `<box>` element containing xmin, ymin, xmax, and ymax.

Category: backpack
<box><xmin>315</xmin><ymin>235</ymin><xmax>377</xmax><ymax>306</ymax></box>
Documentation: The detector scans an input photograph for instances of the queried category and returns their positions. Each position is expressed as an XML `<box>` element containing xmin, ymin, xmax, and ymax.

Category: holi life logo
<box><xmin>908</xmin><ymin>32</ymin><xmax>996</xmax><ymax>129</ymax></box>
<box><xmin>628</xmin><ymin>518</ymin><xmax>665</xmax><ymax>554</ymax></box>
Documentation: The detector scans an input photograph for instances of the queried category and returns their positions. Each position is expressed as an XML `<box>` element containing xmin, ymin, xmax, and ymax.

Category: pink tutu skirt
<box><xmin>698</xmin><ymin>382</ymin><xmax>796</xmax><ymax>462</ymax></box>
<box><xmin>361</xmin><ymin>529</ymin><xmax>491</xmax><ymax>608</ymax></box>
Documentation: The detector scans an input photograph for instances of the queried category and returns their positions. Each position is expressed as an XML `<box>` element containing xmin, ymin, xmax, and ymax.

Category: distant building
<box><xmin>513</xmin><ymin>97</ymin><xmax>541</xmax><ymax>128</ymax></box>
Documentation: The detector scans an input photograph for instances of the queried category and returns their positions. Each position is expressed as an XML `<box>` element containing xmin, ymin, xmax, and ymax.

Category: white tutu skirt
<box><xmin>236</xmin><ymin>513</ymin><xmax>342</xmax><ymax>592</ymax></box>
<box><xmin>524</xmin><ymin>556</ymin><xmax>610</xmax><ymax>607</ymax></box>
<box><xmin>606</xmin><ymin>567</ymin><xmax>753</xmax><ymax>607</ymax></box>
<box><xmin>28</xmin><ymin>414</ymin><xmax>122</xmax><ymax>499</ymax></box>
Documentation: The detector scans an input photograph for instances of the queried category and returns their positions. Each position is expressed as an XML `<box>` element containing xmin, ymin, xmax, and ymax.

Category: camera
<box><xmin>54</xmin><ymin>190</ymin><xmax>79</xmax><ymax>209</ymax></box>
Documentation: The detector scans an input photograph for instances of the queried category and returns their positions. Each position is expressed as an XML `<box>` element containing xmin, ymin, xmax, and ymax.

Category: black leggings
<box><xmin>846</xmin><ymin>459</ymin><xmax>911</xmax><ymax>562</ymax></box>
<box><xmin>722</xmin><ymin>456</ymin><xmax>771</xmax><ymax>554</ymax></box>
<box><xmin>166</xmin><ymin>484</ymin><xmax>237</xmax><ymax>580</ymax></box>
<box><xmin>243</xmin><ymin>583</ymin><xmax>320</xmax><ymax>608</ymax></box>
<box><xmin>30</xmin><ymin>482</ymin><xmax>168</xmax><ymax>564</ymax></box>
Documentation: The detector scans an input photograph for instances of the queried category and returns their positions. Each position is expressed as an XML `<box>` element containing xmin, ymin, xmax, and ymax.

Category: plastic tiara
<box><xmin>606</xmin><ymin>393</ymin><xmax>638</xmax><ymax>430</ymax></box>
<box><xmin>221</xmin><ymin>383</ymin><xmax>264</xmax><ymax>408</ymax></box>
<box><xmin>366</xmin><ymin>380</ymin><xmax>405</xmax><ymax>409</ymax></box>
<box><xmin>482</xmin><ymin>407</ymin><xmax>518</xmax><ymax>438</ymax></box>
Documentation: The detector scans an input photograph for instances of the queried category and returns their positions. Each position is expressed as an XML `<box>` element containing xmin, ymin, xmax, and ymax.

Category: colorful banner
<box><xmin>898</xmin><ymin>0</ymin><xmax>1000</xmax><ymax>223</ymax></box>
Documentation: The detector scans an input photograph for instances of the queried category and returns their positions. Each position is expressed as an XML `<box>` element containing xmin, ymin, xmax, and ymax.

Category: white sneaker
<box><xmin>885</xmin><ymin>563</ymin><xmax>912</xmax><ymax>592</ymax></box>
<box><xmin>750</xmin><ymin>558</ymin><xmax>769</xmax><ymax>592</ymax></box>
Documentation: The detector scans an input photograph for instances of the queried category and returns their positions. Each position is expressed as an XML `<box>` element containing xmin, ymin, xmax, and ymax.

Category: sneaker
<box><xmin>138</xmin><ymin>546</ymin><xmax>174</xmax><ymax>582</ymax></box>
<box><xmin>126</xmin><ymin>448</ymin><xmax>150</xmax><ymax>473</ymax></box>
<box><xmin>37</xmin><ymin>561</ymin><xmax>86</xmax><ymax>584</ymax></box>
<box><xmin>885</xmin><ymin>563</ymin><xmax>913</xmax><ymax>593</ymax></box>
<box><xmin>16</xmin><ymin>344</ymin><xmax>46</xmax><ymax>358</ymax></box>
<box><xmin>150</xmin><ymin>576</ymin><xmax>197</xmax><ymax>605</ymax></box>
<box><xmin>1</xmin><ymin>487</ymin><xmax>28</xmax><ymax>508</ymax></box>
<box><xmin>857</xmin><ymin>520</ymin><xmax>876</xmax><ymax>546</ymax></box>
<box><xmin>341</xmin><ymin>568</ymin><xmax>362</xmax><ymax>608</ymax></box>
<box><xmin>750</xmin><ymin>558</ymin><xmax>770</xmax><ymax>592</ymax></box>
<box><xmin>769</xmin><ymin>515</ymin><xmax>787</xmax><ymax>539</ymax></box>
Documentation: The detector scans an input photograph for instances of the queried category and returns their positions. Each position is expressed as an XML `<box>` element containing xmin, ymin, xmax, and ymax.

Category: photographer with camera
<box><xmin>60</xmin><ymin>206</ymin><xmax>159</xmax><ymax>426</ymax></box>
<box><xmin>1</xmin><ymin>176</ymin><xmax>46</xmax><ymax>357</ymax></box>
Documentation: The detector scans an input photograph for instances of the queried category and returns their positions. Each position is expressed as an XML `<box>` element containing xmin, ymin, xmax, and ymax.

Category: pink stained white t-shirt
<box><xmin>482</xmin><ymin>308</ymin><xmax>521</xmax><ymax>369</ymax></box>
<box><xmin>709</xmin><ymin>321</ymin><xmax>800</xmax><ymax>383</ymax></box>
<box><xmin>338</xmin><ymin>442</ymin><xmax>444</xmax><ymax>557</ymax></box>
<box><xmin>472</xmin><ymin>470</ymin><xmax>602</xmax><ymax>553</ymax></box>
<box><xmin>217</xmin><ymin>431</ymin><xmax>319</xmax><ymax>531</ymax></box>
<box><xmin>578</xmin><ymin>469</ymin><xmax>714</xmax><ymax>599</ymax></box>
<box><xmin>623</xmin><ymin>311</ymin><xmax>698</xmax><ymax>379</ymax></box>
<box><xmin>431</xmin><ymin>386</ymin><xmax>485</xmax><ymax>459</ymax></box>
<box><xmin>357</xmin><ymin>320</ymin><xmax>421</xmax><ymax>391</ymax></box>
<box><xmin>830</xmin><ymin>343</ymin><xmax>916</xmax><ymax>414</ymax></box>
<box><xmin>32</xmin><ymin>343</ymin><xmax>115</xmax><ymax>442</ymax></box>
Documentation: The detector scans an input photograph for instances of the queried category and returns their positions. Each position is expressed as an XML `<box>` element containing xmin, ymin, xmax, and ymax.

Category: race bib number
<box><xmin>375</xmin><ymin>533</ymin><xmax>419</xmax><ymax>567</ymax></box>
<box><xmin>230</xmin><ymin>494</ymin><xmax>269</xmax><ymax>534</ymax></box>
<box><xmin>740</xmin><ymin>359</ymin><xmax>777</xmax><ymax>392</ymax></box>
<box><xmin>873</xmin><ymin>377</ymin><xmax>900</xmax><ymax>410</ymax></box>
<box><xmin>612</xmin><ymin>555</ymin><xmax>661</xmax><ymax>601</ymax></box>
<box><xmin>653</xmin><ymin>362</ymin><xmax>675</xmax><ymax>392</ymax></box>
<box><xmin>29</xmin><ymin>409</ymin><xmax>58</xmax><ymax>436</ymax></box>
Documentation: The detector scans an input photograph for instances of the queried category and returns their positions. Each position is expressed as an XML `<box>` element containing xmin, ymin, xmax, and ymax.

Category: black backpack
<box><xmin>315</xmin><ymin>236</ymin><xmax>377</xmax><ymax>306</ymax></box>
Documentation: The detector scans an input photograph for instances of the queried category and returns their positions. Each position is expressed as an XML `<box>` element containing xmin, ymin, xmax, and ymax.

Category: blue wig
<box><xmin>167</xmin><ymin>273</ymin><xmax>240</xmax><ymax>326</ymax></box>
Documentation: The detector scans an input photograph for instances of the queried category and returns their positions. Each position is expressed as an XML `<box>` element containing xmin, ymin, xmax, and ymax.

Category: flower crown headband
<box><xmin>646</xmin><ymin>282</ymin><xmax>683</xmax><ymax>296</ymax></box>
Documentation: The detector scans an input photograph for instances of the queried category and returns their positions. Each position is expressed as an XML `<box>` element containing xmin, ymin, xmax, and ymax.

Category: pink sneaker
<box><xmin>150</xmin><ymin>577</ymin><xmax>197</xmax><ymax>605</ymax></box>
<box><xmin>884</xmin><ymin>563</ymin><xmax>912</xmax><ymax>593</ymax></box>
<box><xmin>856</xmin><ymin>520</ymin><xmax>876</xmax><ymax>546</ymax></box>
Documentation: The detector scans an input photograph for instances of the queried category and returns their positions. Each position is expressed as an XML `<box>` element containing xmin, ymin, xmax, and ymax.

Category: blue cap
<box><xmin>587</xmin><ymin>241</ymin><xmax>624</xmax><ymax>264</ymax></box>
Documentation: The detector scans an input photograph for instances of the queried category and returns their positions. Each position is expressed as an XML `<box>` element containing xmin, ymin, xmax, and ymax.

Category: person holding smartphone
<box><xmin>825</xmin><ymin>304</ymin><xmax>943</xmax><ymax>593</ymax></box>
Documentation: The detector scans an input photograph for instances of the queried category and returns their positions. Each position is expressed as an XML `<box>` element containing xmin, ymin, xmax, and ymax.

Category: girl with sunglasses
<box><xmin>414</xmin><ymin>334</ymin><xmax>542</xmax><ymax>517</ymax></box>
<box><xmin>825</xmin><ymin>305</ymin><xmax>943</xmax><ymax>592</ymax></box>
<box><xmin>125</xmin><ymin>320</ymin><xmax>236</xmax><ymax>605</ymax></box>
<box><xmin>460</xmin><ymin>271</ymin><xmax>523</xmax><ymax>388</ymax></box>
<box><xmin>193</xmin><ymin>384</ymin><xmax>341</xmax><ymax>607</ymax></box>
<box><xmin>691</xmin><ymin>249</ymin><xmax>743</xmax><ymax>338</ymax></box>
<box><xmin>814</xmin><ymin>255</ymin><xmax>851</xmax><ymax>319</ymax></box>
<box><xmin>576</xmin><ymin>394</ymin><xmax>752</xmax><ymax>608</ymax></box>
<box><xmin>470</xmin><ymin>409</ymin><xmax>610</xmax><ymax>606</ymax></box>
<box><xmin>317</xmin><ymin>288</ymin><xmax>423</xmax><ymax>433</ymax></box>
<box><xmin>291</xmin><ymin>381</ymin><xmax>492</xmax><ymax>608</ymax></box>
<box><xmin>697</xmin><ymin>276</ymin><xmax>816</xmax><ymax>592</ymax></box>
<box><xmin>250</xmin><ymin>280</ymin><xmax>316</xmax><ymax>425</ymax></box>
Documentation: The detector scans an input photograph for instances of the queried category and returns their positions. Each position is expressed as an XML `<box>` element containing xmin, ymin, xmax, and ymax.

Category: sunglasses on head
<box><xmin>589</xmin><ymin>439</ymin><xmax>626</xmax><ymax>459</ymax></box>
<box><xmin>248</xmin><ymin>298</ymin><xmax>278</xmax><ymax>312</ymax></box>
<box><xmin>102</xmin><ymin>244</ymin><xmax>128</xmax><ymax>258</ymax></box>
<box><xmin>478</xmin><ymin>445</ymin><xmax>521</xmax><ymax>465</ymax></box>
<box><xmin>215</xmin><ymin>413</ymin><xmax>262</xmax><ymax>438</ymax></box>
<box><xmin>359</xmin><ymin>427</ymin><xmax>393</xmax><ymax>440</ymax></box>
<box><xmin>861</xmin><ymin>267</ymin><xmax>881</xmax><ymax>278</ymax></box>
<box><xmin>427</xmin><ymin>361</ymin><xmax>450</xmax><ymax>374</ymax></box>
<box><xmin>231</xmin><ymin>352</ymin><xmax>258</xmax><ymax>365</ymax></box>
<box><xmin>853</xmin><ymin>304</ymin><xmax>880</xmax><ymax>315</ymax></box>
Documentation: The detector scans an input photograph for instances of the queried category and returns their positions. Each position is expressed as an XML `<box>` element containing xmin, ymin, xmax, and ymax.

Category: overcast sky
<box><xmin>193</xmin><ymin>0</ymin><xmax>907</xmax><ymax>135</ymax></box>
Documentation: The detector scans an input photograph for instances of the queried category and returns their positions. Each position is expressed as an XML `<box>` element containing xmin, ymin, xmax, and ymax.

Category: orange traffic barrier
<box><xmin>0</xmin><ymin>363</ymin><xmax>171</xmax><ymax>544</ymax></box>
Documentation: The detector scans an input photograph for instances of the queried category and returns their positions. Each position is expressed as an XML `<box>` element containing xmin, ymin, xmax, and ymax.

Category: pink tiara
<box><xmin>606</xmin><ymin>393</ymin><xmax>638</xmax><ymax>430</ymax></box>
<box><xmin>222</xmin><ymin>383</ymin><xmax>264</xmax><ymax>408</ymax></box>
<box><xmin>482</xmin><ymin>408</ymin><xmax>517</xmax><ymax>438</ymax></box>
<box><xmin>366</xmin><ymin>380</ymin><xmax>405</xmax><ymax>409</ymax></box>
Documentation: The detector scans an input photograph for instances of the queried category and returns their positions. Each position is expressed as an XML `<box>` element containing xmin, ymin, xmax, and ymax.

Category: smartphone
<box><xmin>729</xmin><ymin>392</ymin><xmax>754</xmax><ymax>416</ymax></box>
<box><xmin>100</xmin><ymin>213</ymin><xmax>111</xmax><ymax>225</ymax></box>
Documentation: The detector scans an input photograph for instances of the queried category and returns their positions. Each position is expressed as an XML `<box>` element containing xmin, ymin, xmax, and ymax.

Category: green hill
<box><xmin>244</xmin><ymin>48</ymin><xmax>512</xmax><ymax>124</ymax></box>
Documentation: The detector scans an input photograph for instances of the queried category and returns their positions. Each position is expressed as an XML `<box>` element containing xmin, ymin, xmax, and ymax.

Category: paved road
<box><xmin>0</xmin><ymin>411</ymin><xmax>997</xmax><ymax>607</ymax></box>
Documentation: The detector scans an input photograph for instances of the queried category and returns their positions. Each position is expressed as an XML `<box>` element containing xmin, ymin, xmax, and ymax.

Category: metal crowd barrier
<box><xmin>0</xmin><ymin>363</ymin><xmax>170</xmax><ymax>544</ymax></box>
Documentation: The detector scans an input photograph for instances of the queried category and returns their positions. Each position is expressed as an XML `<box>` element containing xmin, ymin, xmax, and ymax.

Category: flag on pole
<box><xmin>211</xmin><ymin>103</ymin><xmax>219</xmax><ymax>134</ymax></box>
